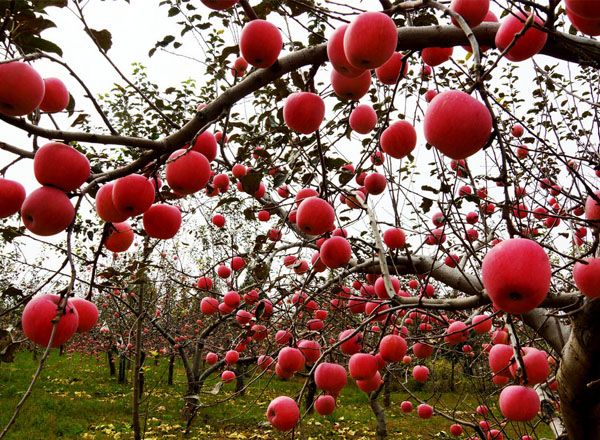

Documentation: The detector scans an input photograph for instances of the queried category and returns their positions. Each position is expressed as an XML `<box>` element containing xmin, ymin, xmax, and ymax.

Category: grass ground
<box><xmin>0</xmin><ymin>350</ymin><xmax>554</xmax><ymax>439</ymax></box>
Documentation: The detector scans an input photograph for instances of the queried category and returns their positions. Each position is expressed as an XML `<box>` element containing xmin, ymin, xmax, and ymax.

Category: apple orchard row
<box><xmin>3</xmin><ymin>0</ymin><xmax>600</xmax><ymax>437</ymax></box>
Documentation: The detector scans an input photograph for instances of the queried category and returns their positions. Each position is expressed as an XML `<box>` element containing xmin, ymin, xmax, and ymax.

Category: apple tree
<box><xmin>1</xmin><ymin>0</ymin><xmax>600</xmax><ymax>439</ymax></box>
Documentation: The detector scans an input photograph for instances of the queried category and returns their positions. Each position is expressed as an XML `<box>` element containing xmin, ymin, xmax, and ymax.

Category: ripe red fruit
<box><xmin>191</xmin><ymin>131</ymin><xmax>217</xmax><ymax>162</ymax></box>
<box><xmin>400</xmin><ymin>401</ymin><xmax>413</xmax><ymax>412</ymax></box>
<box><xmin>225</xmin><ymin>350</ymin><xmax>239</xmax><ymax>365</ymax></box>
<box><xmin>495</xmin><ymin>12</ymin><xmax>548</xmax><ymax>62</ymax></box>
<box><xmin>444</xmin><ymin>321</ymin><xmax>468</xmax><ymax>345</ymax></box>
<box><xmin>34</xmin><ymin>142</ymin><xmax>90</xmax><ymax>192</ymax></box>
<box><xmin>450</xmin><ymin>0</ymin><xmax>490</xmax><ymax>27</ymax></box>
<box><xmin>364</xmin><ymin>172</ymin><xmax>387</xmax><ymax>195</ymax></box>
<box><xmin>421</xmin><ymin>47</ymin><xmax>453</xmax><ymax>66</ymax></box>
<box><xmin>413</xmin><ymin>365</ymin><xmax>430</xmax><ymax>382</ymax></box>
<box><xmin>489</xmin><ymin>344</ymin><xmax>515</xmax><ymax>378</ymax></box>
<box><xmin>217</xmin><ymin>265</ymin><xmax>231</xmax><ymax>278</ymax></box>
<box><xmin>22</xmin><ymin>295</ymin><xmax>79</xmax><ymax>347</ymax></box>
<box><xmin>315</xmin><ymin>362</ymin><xmax>347</xmax><ymax>393</ymax></box>
<box><xmin>0</xmin><ymin>178</ymin><xmax>25</xmax><ymax>218</ymax></box>
<box><xmin>380</xmin><ymin>120</ymin><xmax>417</xmax><ymax>159</ymax></box>
<box><xmin>349</xmin><ymin>353</ymin><xmax>378</xmax><ymax>380</ymax></box>
<box><xmin>298</xmin><ymin>339</ymin><xmax>321</xmax><ymax>363</ymax></box>
<box><xmin>356</xmin><ymin>370</ymin><xmax>382</xmax><ymax>392</ymax></box>
<box><xmin>232</xmin><ymin>164</ymin><xmax>247</xmax><ymax>178</ymax></box>
<box><xmin>481</xmin><ymin>238</ymin><xmax>551</xmax><ymax>314</ymax></box>
<box><xmin>231</xmin><ymin>256</ymin><xmax>245</xmax><ymax>271</ymax></box>
<box><xmin>278</xmin><ymin>347</ymin><xmax>305</xmax><ymax>373</ymax></box>
<box><xmin>472</xmin><ymin>314</ymin><xmax>492</xmax><ymax>333</ymax></box>
<box><xmin>508</xmin><ymin>347</ymin><xmax>549</xmax><ymax>385</ymax></box>
<box><xmin>224</xmin><ymin>291</ymin><xmax>241</xmax><ymax>308</ymax></box>
<box><xmin>339</xmin><ymin>329</ymin><xmax>362</xmax><ymax>355</ymax></box>
<box><xmin>424</xmin><ymin>90</ymin><xmax>491</xmax><ymax>160</ymax></box>
<box><xmin>39</xmin><ymin>78</ymin><xmax>69</xmax><ymax>113</ymax></box>
<box><xmin>424</xmin><ymin>89</ymin><xmax>438</xmax><ymax>102</ymax></box>
<box><xmin>165</xmin><ymin>149</ymin><xmax>211</xmax><ymax>195</ymax></box>
<box><xmin>566</xmin><ymin>0</ymin><xmax>600</xmax><ymax>20</ymax></box>
<box><xmin>296</xmin><ymin>197</ymin><xmax>334</xmax><ymax>235</ymax></box>
<box><xmin>383</xmin><ymin>228</ymin><xmax>406</xmax><ymax>248</ymax></box>
<box><xmin>450</xmin><ymin>424</ymin><xmax>463</xmax><ymax>436</ymax></box>
<box><xmin>69</xmin><ymin>298</ymin><xmax>99</xmax><ymax>333</ymax></box>
<box><xmin>374</xmin><ymin>276</ymin><xmax>400</xmax><ymax>299</ymax></box>
<box><xmin>379</xmin><ymin>335</ymin><xmax>407</xmax><ymax>362</ymax></box>
<box><xmin>585</xmin><ymin>190</ymin><xmax>600</xmax><ymax>223</ymax></box>
<box><xmin>0</xmin><ymin>61</ymin><xmax>45</xmax><ymax>116</ymax></box>
<box><xmin>344</xmin><ymin>12</ymin><xmax>398</xmax><ymax>70</ymax></box>
<box><xmin>112</xmin><ymin>174</ymin><xmax>155</xmax><ymax>217</ymax></box>
<box><xmin>315</xmin><ymin>395</ymin><xmax>336</xmax><ymax>415</ymax></box>
<box><xmin>375</xmin><ymin>52</ymin><xmax>408</xmax><ymax>85</ymax></box>
<box><xmin>320</xmin><ymin>237</ymin><xmax>352</xmax><ymax>269</ymax></box>
<box><xmin>21</xmin><ymin>186</ymin><xmax>75</xmax><ymax>236</ymax></box>
<box><xmin>327</xmin><ymin>24</ymin><xmax>365</xmax><ymax>78</ymax></box>
<box><xmin>417</xmin><ymin>404</ymin><xmax>434</xmax><ymax>418</ymax></box>
<box><xmin>331</xmin><ymin>69</ymin><xmax>371</xmax><ymax>101</ymax></box>
<box><xmin>143</xmin><ymin>204</ymin><xmax>181</xmax><ymax>239</ymax></box>
<box><xmin>200</xmin><ymin>0</ymin><xmax>238</xmax><ymax>10</ymax></box>
<box><xmin>205</xmin><ymin>352</ymin><xmax>218</xmax><ymax>364</ymax></box>
<box><xmin>498</xmin><ymin>385</ymin><xmax>540</xmax><ymax>422</ymax></box>
<box><xmin>104</xmin><ymin>222</ymin><xmax>134</xmax><ymax>252</ymax></box>
<box><xmin>201</xmin><ymin>297</ymin><xmax>219</xmax><ymax>314</ymax></box>
<box><xmin>284</xmin><ymin>92</ymin><xmax>325</xmax><ymax>134</ymax></box>
<box><xmin>412</xmin><ymin>342</ymin><xmax>434</xmax><ymax>359</ymax></box>
<box><xmin>96</xmin><ymin>183</ymin><xmax>128</xmax><ymax>223</ymax></box>
<box><xmin>212</xmin><ymin>214</ymin><xmax>225</xmax><ymax>227</ymax></box>
<box><xmin>566</xmin><ymin>7</ymin><xmax>600</xmax><ymax>36</ymax></box>
<box><xmin>267</xmin><ymin>396</ymin><xmax>299</xmax><ymax>431</ymax></box>
<box><xmin>240</xmin><ymin>20</ymin><xmax>282</xmax><ymax>68</ymax></box>
<box><xmin>573</xmin><ymin>257</ymin><xmax>600</xmax><ymax>298</ymax></box>
<box><xmin>222</xmin><ymin>370</ymin><xmax>235</xmax><ymax>383</ymax></box>
<box><xmin>349</xmin><ymin>104</ymin><xmax>377</xmax><ymax>134</ymax></box>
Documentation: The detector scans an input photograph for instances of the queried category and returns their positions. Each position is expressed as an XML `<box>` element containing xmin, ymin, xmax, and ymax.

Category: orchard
<box><xmin>0</xmin><ymin>0</ymin><xmax>600</xmax><ymax>439</ymax></box>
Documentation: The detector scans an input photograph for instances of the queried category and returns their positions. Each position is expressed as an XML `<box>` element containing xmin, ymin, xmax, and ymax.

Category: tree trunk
<box><xmin>383</xmin><ymin>375</ymin><xmax>391</xmax><ymax>408</ymax></box>
<box><xmin>59</xmin><ymin>345</ymin><xmax>64</xmax><ymax>356</ymax></box>
<box><xmin>305</xmin><ymin>373</ymin><xmax>316</xmax><ymax>414</ymax></box>
<box><xmin>369</xmin><ymin>393</ymin><xmax>387</xmax><ymax>440</ymax></box>
<box><xmin>168</xmin><ymin>354</ymin><xmax>175</xmax><ymax>385</ymax></box>
<box><xmin>118</xmin><ymin>354</ymin><xmax>127</xmax><ymax>384</ymax></box>
<box><xmin>108</xmin><ymin>349</ymin><xmax>116</xmax><ymax>376</ymax></box>
<box><xmin>557</xmin><ymin>298</ymin><xmax>600</xmax><ymax>439</ymax></box>
<box><xmin>132</xmin><ymin>281</ymin><xmax>144</xmax><ymax>440</ymax></box>
<box><xmin>235</xmin><ymin>363</ymin><xmax>246</xmax><ymax>395</ymax></box>
<box><xmin>138</xmin><ymin>351</ymin><xmax>146</xmax><ymax>398</ymax></box>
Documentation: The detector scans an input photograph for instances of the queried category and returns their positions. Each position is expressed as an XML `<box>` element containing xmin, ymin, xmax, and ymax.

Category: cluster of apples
<box><xmin>21</xmin><ymin>294</ymin><xmax>99</xmax><ymax>348</ymax></box>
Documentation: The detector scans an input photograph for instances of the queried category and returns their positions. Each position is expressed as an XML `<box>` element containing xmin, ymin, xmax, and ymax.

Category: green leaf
<box><xmin>167</xmin><ymin>6</ymin><xmax>179</xmax><ymax>16</ymax></box>
<box><xmin>17</xmin><ymin>35</ymin><xmax>62</xmax><ymax>56</ymax></box>
<box><xmin>89</xmin><ymin>29</ymin><xmax>112</xmax><ymax>52</ymax></box>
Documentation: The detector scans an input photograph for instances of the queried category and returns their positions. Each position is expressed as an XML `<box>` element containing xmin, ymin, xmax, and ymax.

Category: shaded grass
<box><xmin>0</xmin><ymin>351</ymin><xmax>554</xmax><ymax>439</ymax></box>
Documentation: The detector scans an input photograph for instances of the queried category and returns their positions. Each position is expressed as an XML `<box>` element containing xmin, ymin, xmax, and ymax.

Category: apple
<box><xmin>257</xmin><ymin>355</ymin><xmax>274</xmax><ymax>371</ymax></box>
<box><xmin>267</xmin><ymin>396</ymin><xmax>299</xmax><ymax>431</ymax></box>
<box><xmin>424</xmin><ymin>90</ymin><xmax>492</xmax><ymax>160</ymax></box>
<box><xmin>495</xmin><ymin>12</ymin><xmax>548</xmax><ymax>62</ymax></box>
<box><xmin>421</xmin><ymin>47</ymin><xmax>453</xmax><ymax>66</ymax></box>
<box><xmin>143</xmin><ymin>204</ymin><xmax>181</xmax><ymax>239</ymax></box>
<box><xmin>236</xmin><ymin>310</ymin><xmax>252</xmax><ymax>325</ymax></box>
<box><xmin>96</xmin><ymin>183</ymin><xmax>129</xmax><ymax>223</ymax></box>
<box><xmin>0</xmin><ymin>61</ymin><xmax>45</xmax><ymax>116</ymax></box>
<box><xmin>284</xmin><ymin>92</ymin><xmax>325</xmax><ymax>134</ymax></box>
<box><xmin>498</xmin><ymin>385</ymin><xmax>540</xmax><ymax>422</ymax></box>
<box><xmin>200</xmin><ymin>0</ymin><xmax>238</xmax><ymax>11</ymax></box>
<box><xmin>348</xmin><ymin>353</ymin><xmax>378</xmax><ymax>380</ymax></box>
<box><xmin>450</xmin><ymin>424</ymin><xmax>463</xmax><ymax>436</ymax></box>
<box><xmin>315</xmin><ymin>362</ymin><xmax>347</xmax><ymax>393</ymax></box>
<box><xmin>508</xmin><ymin>347</ymin><xmax>549</xmax><ymax>385</ymax></box>
<box><xmin>221</xmin><ymin>370</ymin><xmax>235</xmax><ymax>383</ymax></box>
<box><xmin>314</xmin><ymin>395</ymin><xmax>335</xmax><ymax>415</ymax></box>
<box><xmin>33</xmin><ymin>142</ymin><xmax>90</xmax><ymax>192</ymax></box>
<box><xmin>383</xmin><ymin>228</ymin><xmax>406</xmax><ymax>248</ymax></box>
<box><xmin>212</xmin><ymin>214</ymin><xmax>226</xmax><ymax>227</ymax></box>
<box><xmin>298</xmin><ymin>339</ymin><xmax>321</xmax><ymax>363</ymax></box>
<box><xmin>331</xmin><ymin>69</ymin><xmax>371</xmax><ymax>101</ymax></box>
<box><xmin>104</xmin><ymin>222</ymin><xmax>134</xmax><ymax>252</ymax></box>
<box><xmin>380</xmin><ymin>120</ymin><xmax>417</xmax><ymax>159</ymax></box>
<box><xmin>450</xmin><ymin>0</ymin><xmax>489</xmax><ymax>27</ymax></box>
<box><xmin>217</xmin><ymin>265</ymin><xmax>231</xmax><ymax>278</ymax></box>
<box><xmin>320</xmin><ymin>237</ymin><xmax>351</xmax><ymax>269</ymax></box>
<box><xmin>165</xmin><ymin>149</ymin><xmax>211</xmax><ymax>195</ymax></box>
<box><xmin>21</xmin><ymin>294</ymin><xmax>79</xmax><ymax>347</ymax></box>
<box><xmin>364</xmin><ymin>172</ymin><xmax>387</xmax><ymax>195</ymax></box>
<box><xmin>444</xmin><ymin>321</ymin><xmax>468</xmax><ymax>345</ymax></box>
<box><xmin>205</xmin><ymin>352</ymin><xmax>218</xmax><ymax>364</ymax></box>
<box><xmin>356</xmin><ymin>370</ymin><xmax>382</xmax><ymax>392</ymax></box>
<box><xmin>374</xmin><ymin>276</ymin><xmax>400</xmax><ymax>299</ymax></box>
<box><xmin>296</xmin><ymin>197</ymin><xmax>334</xmax><ymax>235</ymax></box>
<box><xmin>424</xmin><ymin>89</ymin><xmax>438</xmax><ymax>102</ymax></box>
<box><xmin>197</xmin><ymin>277</ymin><xmax>213</xmax><ymax>290</ymax></box>
<box><xmin>566</xmin><ymin>7</ymin><xmax>600</xmax><ymax>36</ymax></box>
<box><xmin>375</xmin><ymin>52</ymin><xmax>408</xmax><ymax>85</ymax></box>
<box><xmin>343</xmin><ymin>12</ymin><xmax>397</xmax><ymax>70</ymax></box>
<box><xmin>69</xmin><ymin>298</ymin><xmax>98</xmax><ymax>333</ymax></box>
<box><xmin>349</xmin><ymin>104</ymin><xmax>377</xmax><ymax>134</ymax></box>
<box><xmin>0</xmin><ymin>178</ymin><xmax>25</xmax><ymax>218</ymax></box>
<box><xmin>39</xmin><ymin>78</ymin><xmax>69</xmax><ymax>113</ymax></box>
<box><xmin>225</xmin><ymin>350</ymin><xmax>239</xmax><ymax>365</ymax></box>
<box><xmin>472</xmin><ymin>314</ymin><xmax>492</xmax><ymax>333</ymax></box>
<box><xmin>327</xmin><ymin>24</ymin><xmax>365</xmax><ymax>78</ymax></box>
<box><xmin>239</xmin><ymin>19</ymin><xmax>282</xmax><ymax>68</ymax></box>
<box><xmin>379</xmin><ymin>335</ymin><xmax>407</xmax><ymax>362</ymax></box>
<box><xmin>488</xmin><ymin>343</ymin><xmax>515</xmax><ymax>378</ymax></box>
<box><xmin>412</xmin><ymin>342</ymin><xmax>434</xmax><ymax>359</ymax></box>
<box><xmin>232</xmin><ymin>164</ymin><xmax>247</xmax><ymax>178</ymax></box>
<box><xmin>400</xmin><ymin>401</ymin><xmax>413</xmax><ymax>412</ymax></box>
<box><xmin>252</xmin><ymin>323</ymin><xmax>268</xmax><ymax>339</ymax></box>
<box><xmin>573</xmin><ymin>257</ymin><xmax>600</xmax><ymax>298</ymax></box>
<box><xmin>278</xmin><ymin>347</ymin><xmax>305</xmax><ymax>373</ymax></box>
<box><xmin>413</xmin><ymin>365</ymin><xmax>430</xmax><ymax>382</ymax></box>
<box><xmin>481</xmin><ymin>238</ymin><xmax>551</xmax><ymax>314</ymax></box>
<box><xmin>417</xmin><ymin>404</ymin><xmax>434</xmax><ymax>419</ymax></box>
<box><xmin>191</xmin><ymin>131</ymin><xmax>217</xmax><ymax>162</ymax></box>
<box><xmin>21</xmin><ymin>186</ymin><xmax>75</xmax><ymax>236</ymax></box>
<box><xmin>201</xmin><ymin>297</ymin><xmax>219</xmax><ymax>314</ymax></box>
<box><xmin>585</xmin><ymin>190</ymin><xmax>600</xmax><ymax>223</ymax></box>
<box><xmin>565</xmin><ymin>0</ymin><xmax>600</xmax><ymax>19</ymax></box>
<box><xmin>112</xmin><ymin>174</ymin><xmax>155</xmax><ymax>217</ymax></box>
<box><xmin>339</xmin><ymin>329</ymin><xmax>362</xmax><ymax>355</ymax></box>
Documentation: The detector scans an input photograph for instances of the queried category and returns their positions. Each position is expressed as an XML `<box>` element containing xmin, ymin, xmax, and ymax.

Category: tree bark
<box><xmin>118</xmin><ymin>354</ymin><xmax>126</xmax><ymax>384</ymax></box>
<box><xmin>168</xmin><ymin>354</ymin><xmax>175</xmax><ymax>385</ymax></box>
<box><xmin>305</xmin><ymin>373</ymin><xmax>317</xmax><ymax>414</ymax></box>
<box><xmin>369</xmin><ymin>393</ymin><xmax>387</xmax><ymax>440</ymax></box>
<box><xmin>107</xmin><ymin>349</ymin><xmax>115</xmax><ymax>376</ymax></box>
<box><xmin>557</xmin><ymin>298</ymin><xmax>600</xmax><ymax>439</ymax></box>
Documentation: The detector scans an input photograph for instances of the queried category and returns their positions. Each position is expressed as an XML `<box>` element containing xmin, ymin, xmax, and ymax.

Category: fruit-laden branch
<box><xmin>0</xmin><ymin>23</ymin><xmax>598</xmax><ymax>161</ymax></box>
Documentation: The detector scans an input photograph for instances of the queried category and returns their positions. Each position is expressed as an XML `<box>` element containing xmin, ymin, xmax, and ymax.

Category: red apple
<box><xmin>206</xmin><ymin>352</ymin><xmax>218</xmax><ymax>364</ymax></box>
<box><xmin>374</xmin><ymin>276</ymin><xmax>400</xmax><ymax>299</ymax></box>
<box><xmin>165</xmin><ymin>149</ymin><xmax>211</xmax><ymax>195</ymax></box>
<box><xmin>450</xmin><ymin>0</ymin><xmax>490</xmax><ymax>27</ymax></box>
<box><xmin>400</xmin><ymin>401</ymin><xmax>413</xmax><ymax>412</ymax></box>
<box><xmin>565</xmin><ymin>0</ymin><xmax>600</xmax><ymax>20</ymax></box>
<box><xmin>191</xmin><ymin>131</ymin><xmax>217</xmax><ymax>162</ymax></box>
<box><xmin>0</xmin><ymin>178</ymin><xmax>25</xmax><ymax>218</ymax></box>
<box><xmin>481</xmin><ymin>238</ymin><xmax>551</xmax><ymax>314</ymax></box>
<box><xmin>424</xmin><ymin>90</ymin><xmax>491</xmax><ymax>160</ymax></box>
<box><xmin>96</xmin><ymin>183</ymin><xmax>129</xmax><ymax>223</ymax></box>
<box><xmin>585</xmin><ymin>190</ymin><xmax>600</xmax><ymax>223</ymax></box>
<box><xmin>567</xmin><ymin>7</ymin><xmax>600</xmax><ymax>35</ymax></box>
<box><xmin>349</xmin><ymin>104</ymin><xmax>377</xmax><ymax>134</ymax></box>
<box><xmin>284</xmin><ymin>92</ymin><xmax>325</xmax><ymax>134</ymax></box>
<box><xmin>495</xmin><ymin>12</ymin><xmax>548</xmax><ymax>62</ymax></box>
<box><xmin>278</xmin><ymin>347</ymin><xmax>305</xmax><ymax>373</ymax></box>
<box><xmin>267</xmin><ymin>396</ymin><xmax>299</xmax><ymax>431</ymax></box>
<box><xmin>225</xmin><ymin>350</ymin><xmax>239</xmax><ymax>365</ymax></box>
<box><xmin>348</xmin><ymin>353</ymin><xmax>378</xmax><ymax>380</ymax></box>
<box><xmin>222</xmin><ymin>370</ymin><xmax>235</xmax><ymax>383</ymax></box>
<box><xmin>257</xmin><ymin>355</ymin><xmax>274</xmax><ymax>370</ymax></box>
<box><xmin>327</xmin><ymin>24</ymin><xmax>365</xmax><ymax>78</ymax></box>
<box><xmin>212</xmin><ymin>214</ymin><xmax>225</xmax><ymax>227</ymax></box>
<box><xmin>320</xmin><ymin>237</ymin><xmax>351</xmax><ymax>269</ymax></box>
<box><xmin>472</xmin><ymin>314</ymin><xmax>492</xmax><ymax>333</ymax></box>
<box><xmin>380</xmin><ymin>120</ymin><xmax>417</xmax><ymax>159</ymax></box>
<box><xmin>573</xmin><ymin>257</ymin><xmax>600</xmax><ymax>298</ymax></box>
<box><xmin>417</xmin><ymin>403</ymin><xmax>434</xmax><ymax>419</ymax></box>
<box><xmin>69</xmin><ymin>298</ymin><xmax>98</xmax><ymax>333</ymax></box>
<box><xmin>413</xmin><ymin>365</ymin><xmax>430</xmax><ymax>382</ymax></box>
<box><xmin>143</xmin><ymin>204</ymin><xmax>181</xmax><ymax>239</ymax></box>
<box><xmin>331</xmin><ymin>69</ymin><xmax>371</xmax><ymax>101</ymax></box>
<box><xmin>112</xmin><ymin>174</ymin><xmax>155</xmax><ymax>217</ymax></box>
<box><xmin>314</xmin><ymin>395</ymin><xmax>335</xmax><ymax>415</ymax></box>
<box><xmin>315</xmin><ymin>362</ymin><xmax>347</xmax><ymax>393</ymax></box>
<box><xmin>508</xmin><ymin>347</ymin><xmax>549</xmax><ymax>385</ymax></box>
<box><xmin>21</xmin><ymin>186</ymin><xmax>75</xmax><ymax>236</ymax></box>
<box><xmin>364</xmin><ymin>172</ymin><xmax>387</xmax><ymax>195</ymax></box>
<box><xmin>383</xmin><ymin>228</ymin><xmax>406</xmax><ymax>248</ymax></box>
<box><xmin>379</xmin><ymin>335</ymin><xmax>407</xmax><ymax>362</ymax></box>
<box><xmin>489</xmin><ymin>343</ymin><xmax>515</xmax><ymax>378</ymax></box>
<box><xmin>201</xmin><ymin>297</ymin><xmax>219</xmax><ymax>314</ymax></box>
<box><xmin>375</xmin><ymin>52</ymin><xmax>408</xmax><ymax>85</ymax></box>
<box><xmin>356</xmin><ymin>370</ymin><xmax>382</xmax><ymax>392</ymax></box>
<box><xmin>344</xmin><ymin>12</ymin><xmax>398</xmax><ymax>69</ymax></box>
<box><xmin>298</xmin><ymin>339</ymin><xmax>321</xmax><ymax>363</ymax></box>
<box><xmin>498</xmin><ymin>385</ymin><xmax>540</xmax><ymax>422</ymax></box>
<box><xmin>21</xmin><ymin>294</ymin><xmax>79</xmax><ymax>347</ymax></box>
<box><xmin>421</xmin><ymin>47</ymin><xmax>453</xmax><ymax>66</ymax></box>
<box><xmin>240</xmin><ymin>19</ymin><xmax>282</xmax><ymax>68</ymax></box>
<box><xmin>444</xmin><ymin>321</ymin><xmax>468</xmax><ymax>345</ymax></box>
<box><xmin>200</xmin><ymin>0</ymin><xmax>238</xmax><ymax>10</ymax></box>
<box><xmin>34</xmin><ymin>142</ymin><xmax>90</xmax><ymax>192</ymax></box>
<box><xmin>39</xmin><ymin>78</ymin><xmax>69</xmax><ymax>113</ymax></box>
<box><xmin>0</xmin><ymin>61</ymin><xmax>45</xmax><ymax>116</ymax></box>
<box><xmin>339</xmin><ymin>329</ymin><xmax>362</xmax><ymax>355</ymax></box>
<box><xmin>412</xmin><ymin>342</ymin><xmax>434</xmax><ymax>359</ymax></box>
<box><xmin>296</xmin><ymin>197</ymin><xmax>334</xmax><ymax>235</ymax></box>
<box><xmin>104</xmin><ymin>222</ymin><xmax>134</xmax><ymax>252</ymax></box>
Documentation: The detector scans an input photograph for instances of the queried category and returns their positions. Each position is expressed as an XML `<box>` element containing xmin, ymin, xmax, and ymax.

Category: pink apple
<box><xmin>424</xmin><ymin>90</ymin><xmax>492</xmax><ymax>160</ymax></box>
<box><xmin>201</xmin><ymin>297</ymin><xmax>219</xmax><ymax>314</ymax></box>
<box><xmin>39</xmin><ymin>78</ymin><xmax>69</xmax><ymax>113</ymax></box>
<box><xmin>417</xmin><ymin>404</ymin><xmax>434</xmax><ymax>418</ymax></box>
<box><xmin>34</xmin><ymin>142</ymin><xmax>90</xmax><ymax>192</ymax></box>
<box><xmin>444</xmin><ymin>321</ymin><xmax>468</xmax><ymax>345</ymax></box>
<box><xmin>349</xmin><ymin>104</ymin><xmax>377</xmax><ymax>134</ymax></box>
<box><xmin>298</xmin><ymin>339</ymin><xmax>321</xmax><ymax>363</ymax></box>
<box><xmin>375</xmin><ymin>52</ymin><xmax>408</xmax><ymax>85</ymax></box>
<box><xmin>412</xmin><ymin>342</ymin><xmax>434</xmax><ymax>359</ymax></box>
<box><xmin>222</xmin><ymin>370</ymin><xmax>235</xmax><ymax>383</ymax></box>
<box><xmin>344</xmin><ymin>12</ymin><xmax>397</xmax><ymax>69</ymax></box>
<box><xmin>21</xmin><ymin>186</ymin><xmax>75</xmax><ymax>236</ymax></box>
<box><xmin>383</xmin><ymin>228</ymin><xmax>406</xmax><ymax>248</ymax></box>
<box><xmin>278</xmin><ymin>347</ymin><xmax>305</xmax><ymax>373</ymax></box>
<box><xmin>380</xmin><ymin>120</ymin><xmax>417</xmax><ymax>159</ymax></box>
<box><xmin>495</xmin><ymin>12</ymin><xmax>548</xmax><ymax>62</ymax></box>
<box><xmin>573</xmin><ymin>257</ymin><xmax>600</xmax><ymax>298</ymax></box>
<box><xmin>22</xmin><ymin>294</ymin><xmax>79</xmax><ymax>347</ymax></box>
<box><xmin>400</xmin><ymin>401</ymin><xmax>413</xmax><ymax>412</ymax></box>
<box><xmin>489</xmin><ymin>344</ymin><xmax>515</xmax><ymax>378</ymax></box>
<box><xmin>379</xmin><ymin>335</ymin><xmax>407</xmax><ymax>362</ymax></box>
<box><xmin>201</xmin><ymin>0</ymin><xmax>238</xmax><ymax>10</ymax></box>
<box><xmin>450</xmin><ymin>0</ymin><xmax>490</xmax><ymax>27</ymax></box>
<box><xmin>225</xmin><ymin>350</ymin><xmax>239</xmax><ymax>365</ymax></box>
<box><xmin>508</xmin><ymin>347</ymin><xmax>549</xmax><ymax>385</ymax></box>
<box><xmin>191</xmin><ymin>131</ymin><xmax>217</xmax><ymax>162</ymax></box>
<box><xmin>104</xmin><ymin>222</ymin><xmax>134</xmax><ymax>252</ymax></box>
<box><xmin>565</xmin><ymin>0</ymin><xmax>600</xmax><ymax>19</ymax></box>
<box><xmin>143</xmin><ymin>204</ymin><xmax>181</xmax><ymax>239</ymax></box>
<box><xmin>331</xmin><ymin>69</ymin><xmax>371</xmax><ymax>101</ymax></box>
<box><xmin>0</xmin><ymin>178</ymin><xmax>25</xmax><ymax>218</ymax></box>
<box><xmin>498</xmin><ymin>385</ymin><xmax>540</xmax><ymax>422</ymax></box>
<box><xmin>356</xmin><ymin>370</ymin><xmax>382</xmax><ymax>392</ymax></box>
<box><xmin>314</xmin><ymin>395</ymin><xmax>335</xmax><ymax>415</ymax></box>
<box><xmin>421</xmin><ymin>47</ymin><xmax>453</xmax><ymax>66</ymax></box>
<box><xmin>413</xmin><ymin>365</ymin><xmax>430</xmax><ymax>383</ymax></box>
<box><xmin>240</xmin><ymin>20</ymin><xmax>282</xmax><ymax>68</ymax></box>
<box><xmin>348</xmin><ymin>353</ymin><xmax>378</xmax><ymax>380</ymax></box>
<box><xmin>567</xmin><ymin>7</ymin><xmax>600</xmax><ymax>35</ymax></box>
<box><xmin>472</xmin><ymin>314</ymin><xmax>492</xmax><ymax>333</ymax></box>
<box><xmin>327</xmin><ymin>25</ymin><xmax>365</xmax><ymax>78</ymax></box>
<box><xmin>364</xmin><ymin>172</ymin><xmax>387</xmax><ymax>195</ymax></box>
<box><xmin>296</xmin><ymin>197</ymin><xmax>335</xmax><ymax>235</ymax></box>
<box><xmin>205</xmin><ymin>352</ymin><xmax>218</xmax><ymax>364</ymax></box>
<box><xmin>112</xmin><ymin>174</ymin><xmax>155</xmax><ymax>217</ymax></box>
<box><xmin>0</xmin><ymin>61</ymin><xmax>45</xmax><ymax>116</ymax></box>
<box><xmin>69</xmin><ymin>298</ymin><xmax>98</xmax><ymax>333</ymax></box>
<box><xmin>320</xmin><ymin>237</ymin><xmax>351</xmax><ymax>269</ymax></box>
<box><xmin>315</xmin><ymin>362</ymin><xmax>347</xmax><ymax>393</ymax></box>
<box><xmin>96</xmin><ymin>183</ymin><xmax>129</xmax><ymax>223</ymax></box>
<box><xmin>257</xmin><ymin>355</ymin><xmax>274</xmax><ymax>370</ymax></box>
<box><xmin>165</xmin><ymin>149</ymin><xmax>211</xmax><ymax>195</ymax></box>
<box><xmin>481</xmin><ymin>238</ymin><xmax>551</xmax><ymax>314</ymax></box>
<box><xmin>284</xmin><ymin>92</ymin><xmax>325</xmax><ymax>134</ymax></box>
<box><xmin>267</xmin><ymin>396</ymin><xmax>299</xmax><ymax>431</ymax></box>
<box><xmin>339</xmin><ymin>329</ymin><xmax>362</xmax><ymax>355</ymax></box>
